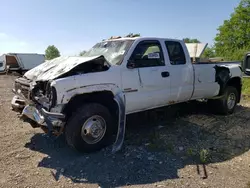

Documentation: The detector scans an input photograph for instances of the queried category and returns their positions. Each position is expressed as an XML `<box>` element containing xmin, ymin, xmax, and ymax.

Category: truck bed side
<box><xmin>191</xmin><ymin>63</ymin><xmax>220</xmax><ymax>100</ymax></box>
<box><xmin>191</xmin><ymin>62</ymin><xmax>242</xmax><ymax>100</ymax></box>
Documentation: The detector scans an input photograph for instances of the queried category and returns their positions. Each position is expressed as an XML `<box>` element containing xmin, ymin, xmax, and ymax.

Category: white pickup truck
<box><xmin>11</xmin><ymin>36</ymin><xmax>243</xmax><ymax>153</ymax></box>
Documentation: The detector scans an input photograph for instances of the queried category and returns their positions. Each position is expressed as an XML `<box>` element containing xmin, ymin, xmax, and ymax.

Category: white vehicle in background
<box><xmin>11</xmin><ymin>36</ymin><xmax>243</xmax><ymax>153</ymax></box>
<box><xmin>0</xmin><ymin>53</ymin><xmax>45</xmax><ymax>74</ymax></box>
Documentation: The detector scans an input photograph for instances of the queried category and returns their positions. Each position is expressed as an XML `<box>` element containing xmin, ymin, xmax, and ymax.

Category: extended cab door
<box><xmin>164</xmin><ymin>40</ymin><xmax>194</xmax><ymax>102</ymax></box>
<box><xmin>121</xmin><ymin>40</ymin><xmax>171</xmax><ymax>113</ymax></box>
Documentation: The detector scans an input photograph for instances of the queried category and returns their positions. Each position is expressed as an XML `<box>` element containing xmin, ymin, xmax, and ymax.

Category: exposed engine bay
<box><xmin>57</xmin><ymin>57</ymin><xmax>110</xmax><ymax>78</ymax></box>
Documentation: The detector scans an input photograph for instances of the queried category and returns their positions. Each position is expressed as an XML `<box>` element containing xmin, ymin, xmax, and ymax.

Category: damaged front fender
<box><xmin>62</xmin><ymin>83</ymin><xmax>127</xmax><ymax>153</ymax></box>
<box><xmin>61</xmin><ymin>83</ymin><xmax>123</xmax><ymax>104</ymax></box>
<box><xmin>112</xmin><ymin>91</ymin><xmax>126</xmax><ymax>153</ymax></box>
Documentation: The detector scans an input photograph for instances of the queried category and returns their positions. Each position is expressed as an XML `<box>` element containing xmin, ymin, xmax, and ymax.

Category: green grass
<box><xmin>242</xmin><ymin>77</ymin><xmax>250</xmax><ymax>96</ymax></box>
<box><xmin>200</xmin><ymin>149</ymin><xmax>209</xmax><ymax>164</ymax></box>
<box><xmin>186</xmin><ymin>148</ymin><xmax>195</xmax><ymax>156</ymax></box>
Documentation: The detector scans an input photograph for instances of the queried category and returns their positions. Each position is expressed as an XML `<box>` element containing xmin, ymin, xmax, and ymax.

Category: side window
<box><xmin>165</xmin><ymin>41</ymin><xmax>186</xmax><ymax>65</ymax></box>
<box><xmin>129</xmin><ymin>41</ymin><xmax>165</xmax><ymax>68</ymax></box>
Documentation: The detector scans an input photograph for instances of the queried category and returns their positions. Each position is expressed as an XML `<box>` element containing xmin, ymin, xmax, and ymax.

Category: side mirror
<box><xmin>242</xmin><ymin>52</ymin><xmax>250</xmax><ymax>76</ymax></box>
<box><xmin>127</xmin><ymin>60</ymin><xmax>136</xmax><ymax>69</ymax></box>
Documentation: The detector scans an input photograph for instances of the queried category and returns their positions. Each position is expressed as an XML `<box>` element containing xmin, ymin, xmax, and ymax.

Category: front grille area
<box><xmin>15</xmin><ymin>79</ymin><xmax>31</xmax><ymax>99</ymax></box>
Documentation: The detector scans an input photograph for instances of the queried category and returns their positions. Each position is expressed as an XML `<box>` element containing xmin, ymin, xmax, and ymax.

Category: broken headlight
<box><xmin>32</xmin><ymin>81</ymin><xmax>57</xmax><ymax>110</ymax></box>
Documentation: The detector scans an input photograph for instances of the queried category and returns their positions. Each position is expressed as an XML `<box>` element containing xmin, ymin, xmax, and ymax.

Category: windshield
<box><xmin>82</xmin><ymin>40</ymin><xmax>134</xmax><ymax>65</ymax></box>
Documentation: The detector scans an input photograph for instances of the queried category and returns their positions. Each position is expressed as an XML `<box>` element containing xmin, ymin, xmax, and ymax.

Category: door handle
<box><xmin>161</xmin><ymin>71</ymin><xmax>170</xmax><ymax>77</ymax></box>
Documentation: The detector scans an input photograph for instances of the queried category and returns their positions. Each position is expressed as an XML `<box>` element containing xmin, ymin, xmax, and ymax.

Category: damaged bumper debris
<box><xmin>11</xmin><ymin>95</ymin><xmax>26</xmax><ymax>111</ymax></box>
<box><xmin>22</xmin><ymin>105</ymin><xmax>65</xmax><ymax>136</ymax></box>
<box><xmin>12</xmin><ymin>96</ymin><xmax>65</xmax><ymax>136</ymax></box>
<box><xmin>12</xmin><ymin>78</ymin><xmax>65</xmax><ymax>137</ymax></box>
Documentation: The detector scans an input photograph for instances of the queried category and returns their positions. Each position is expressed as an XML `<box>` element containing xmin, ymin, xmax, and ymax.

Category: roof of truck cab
<box><xmin>105</xmin><ymin>37</ymin><xmax>139</xmax><ymax>41</ymax></box>
<box><xmin>105</xmin><ymin>37</ymin><xmax>208</xmax><ymax>58</ymax></box>
<box><xmin>105</xmin><ymin>36</ymin><xmax>183</xmax><ymax>42</ymax></box>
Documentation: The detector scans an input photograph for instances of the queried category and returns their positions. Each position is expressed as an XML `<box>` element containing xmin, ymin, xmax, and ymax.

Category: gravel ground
<box><xmin>0</xmin><ymin>75</ymin><xmax>250</xmax><ymax>188</ymax></box>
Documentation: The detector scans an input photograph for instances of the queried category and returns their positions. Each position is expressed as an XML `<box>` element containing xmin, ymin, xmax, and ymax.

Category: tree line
<box><xmin>45</xmin><ymin>0</ymin><xmax>250</xmax><ymax>61</ymax></box>
<box><xmin>183</xmin><ymin>0</ymin><xmax>250</xmax><ymax>61</ymax></box>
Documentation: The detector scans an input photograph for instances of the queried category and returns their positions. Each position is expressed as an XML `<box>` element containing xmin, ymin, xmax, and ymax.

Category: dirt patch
<box><xmin>0</xmin><ymin>75</ymin><xmax>250</xmax><ymax>188</ymax></box>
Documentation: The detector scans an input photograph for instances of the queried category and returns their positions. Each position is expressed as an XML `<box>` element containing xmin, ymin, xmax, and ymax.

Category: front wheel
<box><xmin>208</xmin><ymin>86</ymin><xmax>239</xmax><ymax>115</ymax></box>
<box><xmin>65</xmin><ymin>103</ymin><xmax>115</xmax><ymax>152</ymax></box>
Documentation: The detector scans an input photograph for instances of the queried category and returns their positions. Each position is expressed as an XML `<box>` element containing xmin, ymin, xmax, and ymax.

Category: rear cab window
<box><xmin>165</xmin><ymin>41</ymin><xmax>186</xmax><ymax>65</ymax></box>
<box><xmin>129</xmin><ymin>40</ymin><xmax>165</xmax><ymax>68</ymax></box>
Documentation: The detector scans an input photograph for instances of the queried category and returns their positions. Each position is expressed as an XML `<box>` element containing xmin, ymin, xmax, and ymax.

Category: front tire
<box><xmin>65</xmin><ymin>103</ymin><xmax>114</xmax><ymax>153</ymax></box>
<box><xmin>209</xmin><ymin>86</ymin><xmax>239</xmax><ymax>115</ymax></box>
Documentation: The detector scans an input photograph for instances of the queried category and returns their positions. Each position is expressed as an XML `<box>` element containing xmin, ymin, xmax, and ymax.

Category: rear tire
<box><xmin>65</xmin><ymin>103</ymin><xmax>114</xmax><ymax>153</ymax></box>
<box><xmin>208</xmin><ymin>86</ymin><xmax>239</xmax><ymax>115</ymax></box>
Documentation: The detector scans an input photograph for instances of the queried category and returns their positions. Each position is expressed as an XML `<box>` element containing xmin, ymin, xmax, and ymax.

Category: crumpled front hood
<box><xmin>23</xmin><ymin>55</ymin><xmax>105</xmax><ymax>81</ymax></box>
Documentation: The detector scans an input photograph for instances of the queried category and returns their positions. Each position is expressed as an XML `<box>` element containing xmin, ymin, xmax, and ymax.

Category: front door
<box><xmin>122</xmin><ymin>40</ymin><xmax>171</xmax><ymax>113</ymax></box>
